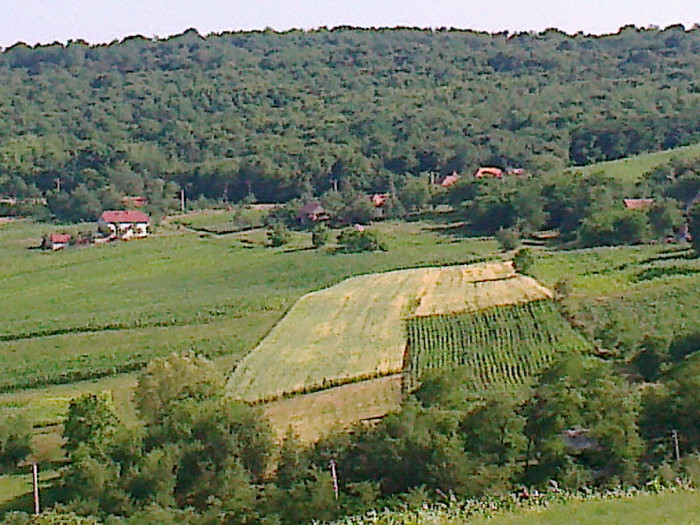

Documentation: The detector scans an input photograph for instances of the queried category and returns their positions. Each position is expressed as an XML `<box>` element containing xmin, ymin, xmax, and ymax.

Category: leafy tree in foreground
<box><xmin>0</xmin><ymin>411</ymin><xmax>32</xmax><ymax>473</ymax></box>
<box><xmin>689</xmin><ymin>201</ymin><xmax>700</xmax><ymax>256</ymax></box>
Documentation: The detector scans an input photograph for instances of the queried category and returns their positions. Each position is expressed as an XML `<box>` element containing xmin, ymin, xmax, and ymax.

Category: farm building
<box><xmin>48</xmin><ymin>233</ymin><xmax>71</xmax><ymax>250</ymax></box>
<box><xmin>99</xmin><ymin>210</ymin><xmax>150</xmax><ymax>240</ymax></box>
<box><xmin>623</xmin><ymin>198</ymin><xmax>655</xmax><ymax>210</ymax></box>
<box><xmin>439</xmin><ymin>172</ymin><xmax>461</xmax><ymax>187</ymax></box>
<box><xmin>296</xmin><ymin>202</ymin><xmax>330</xmax><ymax>227</ymax></box>
<box><xmin>474</xmin><ymin>167</ymin><xmax>504</xmax><ymax>178</ymax></box>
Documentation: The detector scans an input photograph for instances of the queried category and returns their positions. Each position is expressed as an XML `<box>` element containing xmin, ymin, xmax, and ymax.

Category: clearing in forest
<box><xmin>227</xmin><ymin>261</ymin><xmax>557</xmax><ymax>402</ymax></box>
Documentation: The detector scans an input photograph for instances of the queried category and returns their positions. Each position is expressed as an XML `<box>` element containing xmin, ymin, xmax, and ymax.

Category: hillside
<box><xmin>570</xmin><ymin>141</ymin><xmax>700</xmax><ymax>181</ymax></box>
<box><xmin>2</xmin><ymin>27</ymin><xmax>700</xmax><ymax>221</ymax></box>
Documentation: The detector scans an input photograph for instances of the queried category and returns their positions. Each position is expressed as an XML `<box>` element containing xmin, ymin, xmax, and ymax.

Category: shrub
<box><xmin>337</xmin><ymin>228</ymin><xmax>387</xmax><ymax>253</ymax></box>
<box><xmin>268</xmin><ymin>222</ymin><xmax>291</xmax><ymax>247</ymax></box>
<box><xmin>513</xmin><ymin>248</ymin><xmax>535</xmax><ymax>274</ymax></box>
<box><xmin>312</xmin><ymin>223</ymin><xmax>330</xmax><ymax>248</ymax></box>
<box><xmin>0</xmin><ymin>412</ymin><xmax>32</xmax><ymax>473</ymax></box>
<box><xmin>496</xmin><ymin>227</ymin><xmax>521</xmax><ymax>251</ymax></box>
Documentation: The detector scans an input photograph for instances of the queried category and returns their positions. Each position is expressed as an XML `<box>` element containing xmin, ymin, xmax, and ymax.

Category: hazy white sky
<box><xmin>1</xmin><ymin>0</ymin><xmax>699</xmax><ymax>48</ymax></box>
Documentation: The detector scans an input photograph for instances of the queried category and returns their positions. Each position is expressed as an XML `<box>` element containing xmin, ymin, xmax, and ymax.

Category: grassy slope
<box><xmin>572</xmin><ymin>141</ymin><xmax>700</xmax><ymax>181</ymax></box>
<box><xmin>530</xmin><ymin>243</ymin><xmax>700</xmax><ymax>350</ymax></box>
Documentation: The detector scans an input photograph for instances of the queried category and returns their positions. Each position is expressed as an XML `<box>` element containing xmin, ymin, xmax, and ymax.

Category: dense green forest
<box><xmin>2</xmin><ymin>25</ymin><xmax>700</xmax><ymax>219</ymax></box>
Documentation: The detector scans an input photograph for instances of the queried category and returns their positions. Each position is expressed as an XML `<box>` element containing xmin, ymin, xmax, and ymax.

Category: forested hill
<box><xmin>2</xmin><ymin>25</ymin><xmax>700</xmax><ymax>207</ymax></box>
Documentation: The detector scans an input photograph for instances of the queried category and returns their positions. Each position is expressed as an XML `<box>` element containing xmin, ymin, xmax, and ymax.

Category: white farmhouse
<box><xmin>99</xmin><ymin>210</ymin><xmax>150</xmax><ymax>240</ymax></box>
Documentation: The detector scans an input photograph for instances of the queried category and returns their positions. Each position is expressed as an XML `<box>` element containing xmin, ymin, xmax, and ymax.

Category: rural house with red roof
<box><xmin>474</xmin><ymin>167</ymin><xmax>504</xmax><ymax>179</ymax></box>
<box><xmin>623</xmin><ymin>198</ymin><xmax>655</xmax><ymax>211</ymax></box>
<box><xmin>99</xmin><ymin>210</ymin><xmax>151</xmax><ymax>240</ymax></box>
<box><xmin>296</xmin><ymin>202</ymin><xmax>330</xmax><ymax>227</ymax></box>
<box><xmin>48</xmin><ymin>233</ymin><xmax>71</xmax><ymax>250</ymax></box>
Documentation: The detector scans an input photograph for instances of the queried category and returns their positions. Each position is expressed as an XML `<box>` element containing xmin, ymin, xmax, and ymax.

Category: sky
<box><xmin>0</xmin><ymin>0</ymin><xmax>699</xmax><ymax>48</ymax></box>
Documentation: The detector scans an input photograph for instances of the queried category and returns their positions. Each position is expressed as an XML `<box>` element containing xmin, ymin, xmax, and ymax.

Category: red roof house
<box><xmin>439</xmin><ymin>172</ymin><xmax>461</xmax><ymax>187</ymax></box>
<box><xmin>296</xmin><ymin>202</ymin><xmax>330</xmax><ymax>227</ymax></box>
<box><xmin>474</xmin><ymin>167</ymin><xmax>504</xmax><ymax>179</ymax></box>
<box><xmin>99</xmin><ymin>210</ymin><xmax>151</xmax><ymax>239</ymax></box>
<box><xmin>623</xmin><ymin>198</ymin><xmax>655</xmax><ymax>211</ymax></box>
<box><xmin>49</xmin><ymin>233</ymin><xmax>71</xmax><ymax>250</ymax></box>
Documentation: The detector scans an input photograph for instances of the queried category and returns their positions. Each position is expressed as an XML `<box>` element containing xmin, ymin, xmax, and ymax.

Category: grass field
<box><xmin>227</xmin><ymin>262</ymin><xmax>550</xmax><ymax>402</ymax></box>
<box><xmin>530</xmin><ymin>243</ymin><xmax>700</xmax><ymax>353</ymax></box>
<box><xmin>571</xmin><ymin>141</ymin><xmax>700</xmax><ymax>181</ymax></box>
<box><xmin>0</xmin><ymin>219</ymin><xmax>498</xmax><ymax>395</ymax></box>
<box><xmin>264</xmin><ymin>375</ymin><xmax>403</xmax><ymax>442</ymax></box>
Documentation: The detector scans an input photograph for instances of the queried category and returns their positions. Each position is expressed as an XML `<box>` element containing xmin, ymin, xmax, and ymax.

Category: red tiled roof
<box><xmin>370</xmin><ymin>193</ymin><xmax>389</xmax><ymax>207</ymax></box>
<box><xmin>623</xmin><ymin>198</ymin><xmax>655</xmax><ymax>210</ymax></box>
<box><xmin>474</xmin><ymin>167</ymin><xmax>504</xmax><ymax>178</ymax></box>
<box><xmin>440</xmin><ymin>173</ymin><xmax>461</xmax><ymax>187</ymax></box>
<box><xmin>50</xmin><ymin>234</ymin><xmax>71</xmax><ymax>243</ymax></box>
<box><xmin>100</xmin><ymin>210</ymin><xmax>150</xmax><ymax>223</ymax></box>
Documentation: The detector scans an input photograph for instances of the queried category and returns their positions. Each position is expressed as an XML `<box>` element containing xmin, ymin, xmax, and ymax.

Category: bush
<box><xmin>496</xmin><ymin>227</ymin><xmax>521</xmax><ymax>251</ymax></box>
<box><xmin>689</xmin><ymin>201</ymin><xmax>700</xmax><ymax>256</ymax></box>
<box><xmin>337</xmin><ymin>228</ymin><xmax>387</xmax><ymax>253</ymax></box>
<box><xmin>0</xmin><ymin>412</ymin><xmax>32</xmax><ymax>473</ymax></box>
<box><xmin>311</xmin><ymin>224</ymin><xmax>330</xmax><ymax>248</ymax></box>
<box><xmin>268</xmin><ymin>222</ymin><xmax>291</xmax><ymax>247</ymax></box>
<box><xmin>513</xmin><ymin>248</ymin><xmax>535</xmax><ymax>274</ymax></box>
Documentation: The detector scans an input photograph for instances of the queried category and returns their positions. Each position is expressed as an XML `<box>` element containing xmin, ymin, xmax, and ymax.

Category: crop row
<box><xmin>404</xmin><ymin>300</ymin><xmax>591</xmax><ymax>391</ymax></box>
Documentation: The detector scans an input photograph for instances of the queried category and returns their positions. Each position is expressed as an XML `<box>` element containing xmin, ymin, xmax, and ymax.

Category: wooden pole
<box><xmin>32</xmin><ymin>462</ymin><xmax>40</xmax><ymax>515</ymax></box>
<box><xmin>672</xmin><ymin>429</ymin><xmax>680</xmax><ymax>462</ymax></box>
<box><xmin>180</xmin><ymin>189</ymin><xmax>186</xmax><ymax>213</ymax></box>
<box><xmin>329</xmin><ymin>459</ymin><xmax>339</xmax><ymax>500</ymax></box>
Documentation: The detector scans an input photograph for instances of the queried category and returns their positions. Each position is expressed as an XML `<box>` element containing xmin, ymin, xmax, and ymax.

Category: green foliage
<box><xmin>336</xmin><ymin>228</ymin><xmax>387</xmax><ymax>253</ymax></box>
<box><xmin>3</xmin><ymin>29</ymin><xmax>700</xmax><ymax>223</ymax></box>
<box><xmin>496</xmin><ymin>227</ymin><xmax>521</xmax><ymax>251</ymax></box>
<box><xmin>0</xmin><ymin>411</ymin><xmax>31</xmax><ymax>472</ymax></box>
<box><xmin>63</xmin><ymin>393</ymin><xmax>119</xmax><ymax>454</ymax></box>
<box><xmin>578</xmin><ymin>209</ymin><xmax>650</xmax><ymax>247</ymax></box>
<box><xmin>312</xmin><ymin>223</ymin><xmax>330</xmax><ymax>248</ymax></box>
<box><xmin>641</xmin><ymin>353</ymin><xmax>700</xmax><ymax>462</ymax></box>
<box><xmin>267</xmin><ymin>221</ymin><xmax>291</xmax><ymax>247</ymax></box>
<box><xmin>523</xmin><ymin>356</ymin><xmax>643</xmax><ymax>487</ymax></box>
<box><xmin>689</xmin><ymin>201</ymin><xmax>700</xmax><ymax>256</ymax></box>
<box><xmin>512</xmin><ymin>248</ymin><xmax>535</xmax><ymax>274</ymax></box>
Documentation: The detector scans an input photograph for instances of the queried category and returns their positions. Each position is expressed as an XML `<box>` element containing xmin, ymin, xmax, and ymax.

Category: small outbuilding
<box><xmin>474</xmin><ymin>167</ymin><xmax>504</xmax><ymax>179</ymax></box>
<box><xmin>439</xmin><ymin>172</ymin><xmax>461</xmax><ymax>187</ymax></box>
<box><xmin>99</xmin><ymin>210</ymin><xmax>151</xmax><ymax>240</ymax></box>
<box><xmin>49</xmin><ymin>233</ymin><xmax>71</xmax><ymax>250</ymax></box>
<box><xmin>623</xmin><ymin>198</ymin><xmax>655</xmax><ymax>211</ymax></box>
<box><xmin>296</xmin><ymin>202</ymin><xmax>330</xmax><ymax>227</ymax></box>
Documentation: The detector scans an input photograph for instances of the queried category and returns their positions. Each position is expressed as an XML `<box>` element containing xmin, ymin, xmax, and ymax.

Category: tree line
<box><xmin>1</xmin><ymin>26</ymin><xmax>700</xmax><ymax>222</ymax></box>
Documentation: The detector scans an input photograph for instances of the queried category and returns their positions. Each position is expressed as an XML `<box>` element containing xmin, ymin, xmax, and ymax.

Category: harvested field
<box><xmin>264</xmin><ymin>375</ymin><xmax>403</xmax><ymax>443</ymax></box>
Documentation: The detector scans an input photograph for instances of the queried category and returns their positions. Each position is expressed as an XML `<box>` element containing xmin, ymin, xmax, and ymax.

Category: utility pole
<box><xmin>180</xmin><ymin>189</ymin><xmax>186</xmax><ymax>213</ymax></box>
<box><xmin>672</xmin><ymin>429</ymin><xmax>681</xmax><ymax>462</ymax></box>
<box><xmin>54</xmin><ymin>178</ymin><xmax>61</xmax><ymax>192</ymax></box>
<box><xmin>32</xmin><ymin>462</ymin><xmax>40</xmax><ymax>515</ymax></box>
<box><xmin>329</xmin><ymin>458</ymin><xmax>339</xmax><ymax>500</ymax></box>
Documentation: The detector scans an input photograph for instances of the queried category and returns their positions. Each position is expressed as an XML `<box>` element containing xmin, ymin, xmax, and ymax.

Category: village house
<box><xmin>99</xmin><ymin>210</ymin><xmax>151</xmax><ymax>240</ymax></box>
<box><xmin>296</xmin><ymin>202</ymin><xmax>330</xmax><ymax>227</ymax></box>
<box><xmin>623</xmin><ymin>198</ymin><xmax>655</xmax><ymax>210</ymax></box>
<box><xmin>369</xmin><ymin>193</ymin><xmax>389</xmax><ymax>219</ymax></box>
<box><xmin>474</xmin><ymin>167</ymin><xmax>504</xmax><ymax>179</ymax></box>
<box><xmin>439</xmin><ymin>172</ymin><xmax>460</xmax><ymax>187</ymax></box>
<box><xmin>48</xmin><ymin>233</ymin><xmax>71</xmax><ymax>250</ymax></box>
